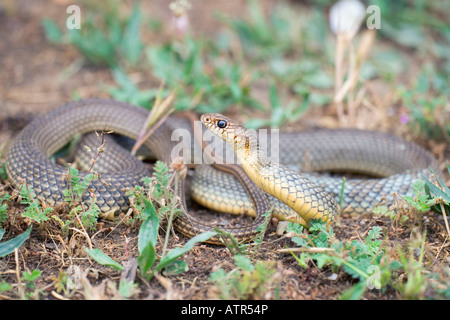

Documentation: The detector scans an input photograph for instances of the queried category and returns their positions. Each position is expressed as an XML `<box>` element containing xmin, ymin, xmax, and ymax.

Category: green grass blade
<box><xmin>41</xmin><ymin>18</ymin><xmax>62</xmax><ymax>43</ymax></box>
<box><xmin>120</xmin><ymin>4</ymin><xmax>143</xmax><ymax>65</ymax></box>
<box><xmin>138</xmin><ymin>198</ymin><xmax>159</xmax><ymax>254</ymax></box>
<box><xmin>0</xmin><ymin>226</ymin><xmax>32</xmax><ymax>258</ymax></box>
<box><xmin>153</xmin><ymin>231</ymin><xmax>217</xmax><ymax>274</ymax></box>
<box><xmin>340</xmin><ymin>281</ymin><xmax>367</xmax><ymax>300</ymax></box>
<box><xmin>339</xmin><ymin>177</ymin><xmax>347</xmax><ymax>210</ymax></box>
<box><xmin>137</xmin><ymin>241</ymin><xmax>156</xmax><ymax>277</ymax></box>
<box><xmin>85</xmin><ymin>247</ymin><xmax>124</xmax><ymax>271</ymax></box>
<box><xmin>162</xmin><ymin>259</ymin><xmax>189</xmax><ymax>276</ymax></box>
<box><xmin>424</xmin><ymin>167</ymin><xmax>450</xmax><ymax>194</ymax></box>
<box><xmin>422</xmin><ymin>174</ymin><xmax>450</xmax><ymax>203</ymax></box>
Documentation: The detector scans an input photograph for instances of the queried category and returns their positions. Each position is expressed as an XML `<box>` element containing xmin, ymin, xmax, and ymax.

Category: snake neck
<box><xmin>234</xmin><ymin>131</ymin><xmax>337</xmax><ymax>225</ymax></box>
<box><xmin>233</xmin><ymin>131</ymin><xmax>270</xmax><ymax>168</ymax></box>
<box><xmin>234</xmin><ymin>132</ymin><xmax>275</xmax><ymax>189</ymax></box>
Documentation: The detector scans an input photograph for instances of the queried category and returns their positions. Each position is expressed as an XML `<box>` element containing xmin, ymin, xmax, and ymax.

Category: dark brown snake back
<box><xmin>5</xmin><ymin>99</ymin><xmax>270</xmax><ymax>243</ymax></box>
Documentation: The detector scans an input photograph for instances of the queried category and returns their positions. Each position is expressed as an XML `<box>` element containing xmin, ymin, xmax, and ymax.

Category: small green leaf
<box><xmin>118</xmin><ymin>279</ymin><xmax>138</xmax><ymax>298</ymax></box>
<box><xmin>309</xmin><ymin>219</ymin><xmax>329</xmax><ymax>234</ymax></box>
<box><xmin>162</xmin><ymin>259</ymin><xmax>189</xmax><ymax>276</ymax></box>
<box><xmin>154</xmin><ymin>231</ymin><xmax>217</xmax><ymax>274</ymax></box>
<box><xmin>366</xmin><ymin>226</ymin><xmax>382</xmax><ymax>241</ymax></box>
<box><xmin>234</xmin><ymin>255</ymin><xmax>254</xmax><ymax>272</ymax></box>
<box><xmin>0</xmin><ymin>226</ymin><xmax>32</xmax><ymax>258</ymax></box>
<box><xmin>303</xmin><ymin>70</ymin><xmax>333</xmax><ymax>89</ymax></box>
<box><xmin>41</xmin><ymin>18</ymin><xmax>62</xmax><ymax>43</ymax></box>
<box><xmin>270</xmin><ymin>106</ymin><xmax>285</xmax><ymax>128</ymax></box>
<box><xmin>290</xmin><ymin>251</ymin><xmax>309</xmax><ymax>268</ymax></box>
<box><xmin>269</xmin><ymin>83</ymin><xmax>279</xmax><ymax>109</ymax></box>
<box><xmin>208</xmin><ymin>268</ymin><xmax>227</xmax><ymax>282</ymax></box>
<box><xmin>85</xmin><ymin>248</ymin><xmax>124</xmax><ymax>271</ymax></box>
<box><xmin>422</xmin><ymin>174</ymin><xmax>450</xmax><ymax>203</ymax></box>
<box><xmin>22</xmin><ymin>269</ymin><xmax>41</xmax><ymax>282</ymax></box>
<box><xmin>0</xmin><ymin>280</ymin><xmax>13</xmax><ymax>292</ymax></box>
<box><xmin>120</xmin><ymin>4</ymin><xmax>143</xmax><ymax>65</ymax></box>
<box><xmin>245</xmin><ymin>118</ymin><xmax>271</xmax><ymax>129</ymax></box>
<box><xmin>416</xmin><ymin>73</ymin><xmax>429</xmax><ymax>94</ymax></box>
<box><xmin>138</xmin><ymin>199</ymin><xmax>159</xmax><ymax>253</ymax></box>
<box><xmin>291</xmin><ymin>236</ymin><xmax>308</xmax><ymax>247</ymax></box>
<box><xmin>286</xmin><ymin>222</ymin><xmax>304</xmax><ymax>234</ymax></box>
<box><xmin>339</xmin><ymin>177</ymin><xmax>346</xmax><ymax>209</ymax></box>
<box><xmin>0</xmin><ymin>163</ymin><xmax>8</xmax><ymax>181</ymax></box>
<box><xmin>137</xmin><ymin>241</ymin><xmax>156</xmax><ymax>277</ymax></box>
<box><xmin>340</xmin><ymin>281</ymin><xmax>367</xmax><ymax>300</ymax></box>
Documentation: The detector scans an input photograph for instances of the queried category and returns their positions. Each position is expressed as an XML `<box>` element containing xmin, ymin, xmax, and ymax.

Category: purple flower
<box><xmin>169</xmin><ymin>0</ymin><xmax>191</xmax><ymax>37</ymax></box>
<box><xmin>400</xmin><ymin>113</ymin><xmax>410</xmax><ymax>124</ymax></box>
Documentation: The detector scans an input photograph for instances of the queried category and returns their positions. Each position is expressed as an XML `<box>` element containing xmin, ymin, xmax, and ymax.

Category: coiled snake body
<box><xmin>5</xmin><ymin>99</ymin><xmax>441</xmax><ymax>243</ymax></box>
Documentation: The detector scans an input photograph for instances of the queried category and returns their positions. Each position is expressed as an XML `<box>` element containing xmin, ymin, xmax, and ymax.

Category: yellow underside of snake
<box><xmin>5</xmin><ymin>99</ymin><xmax>442</xmax><ymax>244</ymax></box>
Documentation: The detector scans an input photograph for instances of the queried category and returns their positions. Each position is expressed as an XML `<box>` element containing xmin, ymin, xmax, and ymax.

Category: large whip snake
<box><xmin>5</xmin><ymin>99</ymin><xmax>442</xmax><ymax>244</ymax></box>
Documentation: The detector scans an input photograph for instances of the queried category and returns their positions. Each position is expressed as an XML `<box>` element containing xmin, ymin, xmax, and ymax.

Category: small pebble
<box><xmin>329</xmin><ymin>273</ymin><xmax>338</xmax><ymax>281</ymax></box>
<box><xmin>276</xmin><ymin>221</ymin><xmax>289</xmax><ymax>235</ymax></box>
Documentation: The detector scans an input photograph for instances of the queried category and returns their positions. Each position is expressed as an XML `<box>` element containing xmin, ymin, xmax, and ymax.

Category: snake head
<box><xmin>201</xmin><ymin>113</ymin><xmax>249</xmax><ymax>151</ymax></box>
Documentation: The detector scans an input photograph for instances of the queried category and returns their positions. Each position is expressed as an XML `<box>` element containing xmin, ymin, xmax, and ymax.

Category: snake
<box><xmin>5</xmin><ymin>98</ymin><xmax>442</xmax><ymax>244</ymax></box>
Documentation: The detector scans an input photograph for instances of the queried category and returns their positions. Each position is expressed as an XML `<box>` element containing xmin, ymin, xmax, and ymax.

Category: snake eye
<box><xmin>217</xmin><ymin>120</ymin><xmax>227</xmax><ymax>129</ymax></box>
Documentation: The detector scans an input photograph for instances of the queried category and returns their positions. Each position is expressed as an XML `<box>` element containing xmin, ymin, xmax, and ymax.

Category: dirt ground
<box><xmin>0</xmin><ymin>0</ymin><xmax>449</xmax><ymax>301</ymax></box>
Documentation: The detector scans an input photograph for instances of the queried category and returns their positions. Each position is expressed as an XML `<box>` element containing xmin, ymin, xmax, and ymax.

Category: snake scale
<box><xmin>5</xmin><ymin>98</ymin><xmax>442</xmax><ymax>244</ymax></box>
